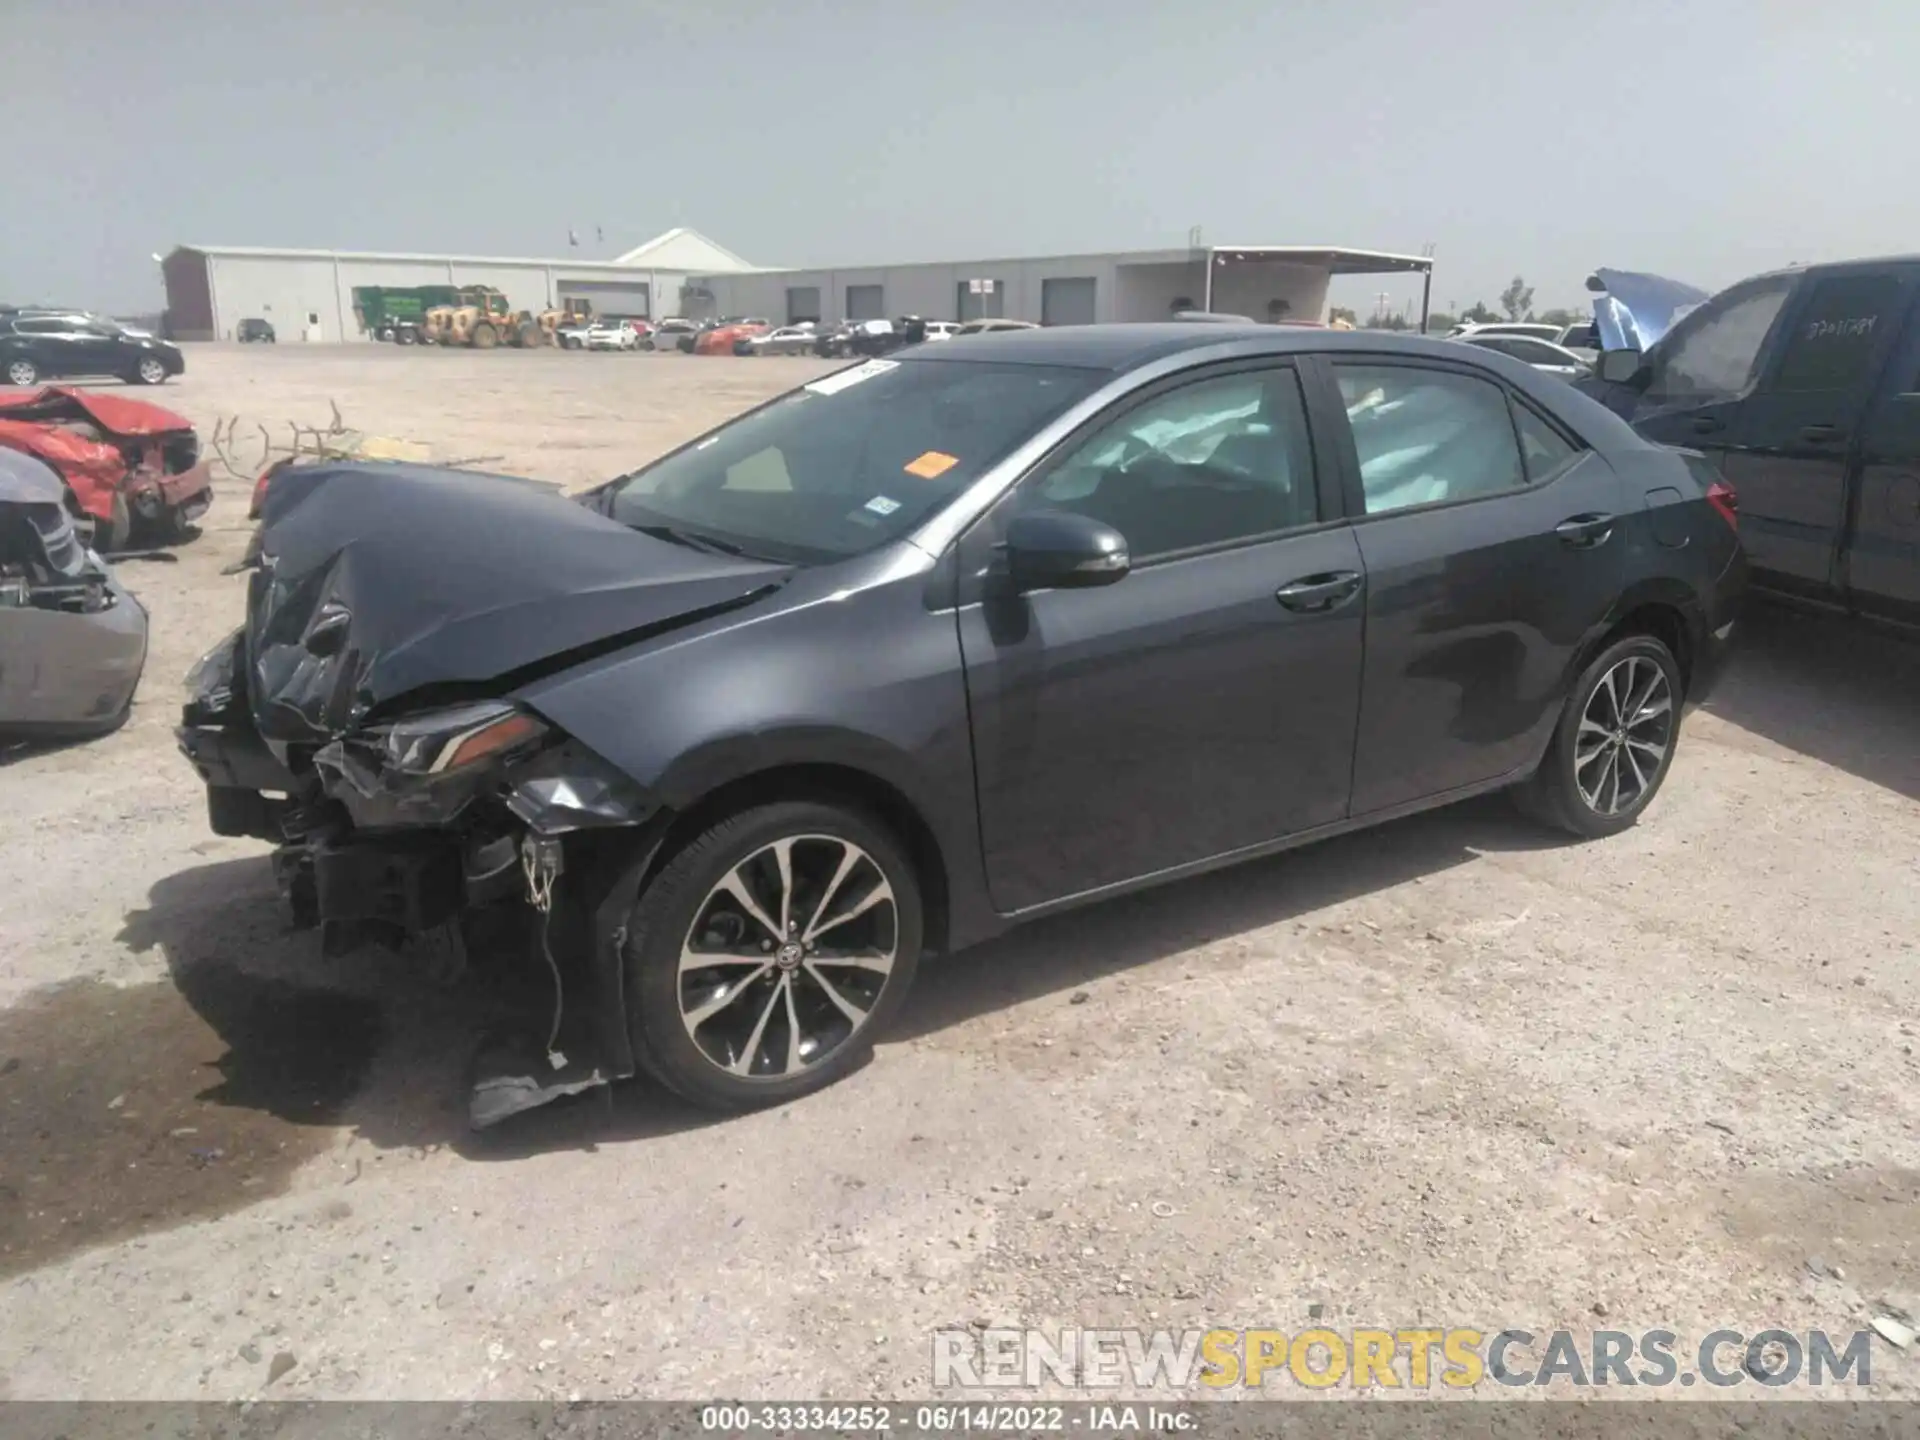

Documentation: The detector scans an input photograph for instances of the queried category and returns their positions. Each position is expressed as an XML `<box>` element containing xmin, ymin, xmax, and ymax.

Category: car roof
<box><xmin>919</xmin><ymin>322</ymin><xmax>1541</xmax><ymax>372</ymax></box>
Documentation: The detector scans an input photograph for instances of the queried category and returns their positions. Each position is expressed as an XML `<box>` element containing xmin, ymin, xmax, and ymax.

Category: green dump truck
<box><xmin>351</xmin><ymin>285</ymin><xmax>462</xmax><ymax>344</ymax></box>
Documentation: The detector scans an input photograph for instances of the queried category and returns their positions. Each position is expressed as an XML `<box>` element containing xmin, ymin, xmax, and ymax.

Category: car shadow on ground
<box><xmin>1701</xmin><ymin>602</ymin><xmax>1919</xmax><ymax>802</ymax></box>
<box><xmin>89</xmin><ymin>792</ymin><xmax>1564</xmax><ymax>1174</ymax></box>
<box><xmin>897</xmin><ymin>795</ymin><xmax>1553</xmax><ymax>1043</ymax></box>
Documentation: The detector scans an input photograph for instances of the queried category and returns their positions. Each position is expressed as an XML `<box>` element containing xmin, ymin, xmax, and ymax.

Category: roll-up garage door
<box><xmin>1041</xmin><ymin>277</ymin><xmax>1097</xmax><ymax>327</ymax></box>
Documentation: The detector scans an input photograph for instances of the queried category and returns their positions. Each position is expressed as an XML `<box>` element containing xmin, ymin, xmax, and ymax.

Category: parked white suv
<box><xmin>583</xmin><ymin>320</ymin><xmax>639</xmax><ymax>351</ymax></box>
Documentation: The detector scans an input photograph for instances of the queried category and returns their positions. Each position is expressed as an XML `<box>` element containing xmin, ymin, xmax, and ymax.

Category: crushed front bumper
<box><xmin>128</xmin><ymin>457</ymin><xmax>213</xmax><ymax>528</ymax></box>
<box><xmin>175</xmin><ymin>632</ymin><xmax>670</xmax><ymax>1126</ymax></box>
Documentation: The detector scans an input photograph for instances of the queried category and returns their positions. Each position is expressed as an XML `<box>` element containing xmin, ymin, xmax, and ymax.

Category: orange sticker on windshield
<box><xmin>904</xmin><ymin>450</ymin><xmax>960</xmax><ymax>479</ymax></box>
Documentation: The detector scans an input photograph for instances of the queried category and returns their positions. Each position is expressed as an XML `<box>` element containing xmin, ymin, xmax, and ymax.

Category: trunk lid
<box><xmin>1585</xmin><ymin>268</ymin><xmax>1711</xmax><ymax>353</ymax></box>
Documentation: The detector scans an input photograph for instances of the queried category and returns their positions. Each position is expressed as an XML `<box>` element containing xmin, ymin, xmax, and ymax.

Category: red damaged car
<box><xmin>0</xmin><ymin>386</ymin><xmax>213</xmax><ymax>548</ymax></box>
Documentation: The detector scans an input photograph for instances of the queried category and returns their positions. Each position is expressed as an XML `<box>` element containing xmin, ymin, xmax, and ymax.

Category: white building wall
<box><xmin>207</xmin><ymin>254</ymin><xmax>359</xmax><ymax>343</ymax></box>
<box><xmin>1207</xmin><ymin>262</ymin><xmax>1331</xmax><ymax>324</ymax></box>
<box><xmin>1113</xmin><ymin>262</ymin><xmax>1207</xmax><ymax>321</ymax></box>
<box><xmin>206</xmin><ymin>255</ymin><xmax>696</xmax><ymax>340</ymax></box>
<box><xmin>698</xmin><ymin>255</ymin><xmax>1176</xmax><ymax>326</ymax></box>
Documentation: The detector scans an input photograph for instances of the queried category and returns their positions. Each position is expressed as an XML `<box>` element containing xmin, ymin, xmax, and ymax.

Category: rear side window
<box><xmin>1335</xmin><ymin>364</ymin><xmax>1526</xmax><ymax>514</ymax></box>
<box><xmin>1649</xmin><ymin>276</ymin><xmax>1795</xmax><ymax>403</ymax></box>
<box><xmin>1511</xmin><ymin>401</ymin><xmax>1581</xmax><ymax>481</ymax></box>
<box><xmin>1765</xmin><ymin>273</ymin><xmax>1908</xmax><ymax>393</ymax></box>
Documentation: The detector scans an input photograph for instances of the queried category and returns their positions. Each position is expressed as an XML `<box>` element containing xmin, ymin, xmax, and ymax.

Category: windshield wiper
<box><xmin>629</xmin><ymin>522</ymin><xmax>752</xmax><ymax>558</ymax></box>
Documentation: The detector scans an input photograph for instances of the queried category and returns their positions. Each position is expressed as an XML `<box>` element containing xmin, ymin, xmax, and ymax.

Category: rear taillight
<box><xmin>248</xmin><ymin>463</ymin><xmax>282</xmax><ymax>520</ymax></box>
<box><xmin>1707</xmin><ymin>478</ymin><xmax>1738</xmax><ymax>531</ymax></box>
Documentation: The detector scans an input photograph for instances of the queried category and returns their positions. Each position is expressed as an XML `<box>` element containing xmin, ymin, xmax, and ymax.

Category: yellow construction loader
<box><xmin>420</xmin><ymin>287</ymin><xmax>545</xmax><ymax>348</ymax></box>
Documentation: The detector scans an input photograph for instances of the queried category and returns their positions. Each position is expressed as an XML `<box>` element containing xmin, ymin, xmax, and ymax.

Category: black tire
<box><xmin>395</xmin><ymin>328</ymin><xmax>417</xmax><ymax>346</ymax></box>
<box><xmin>4</xmin><ymin>355</ymin><xmax>39</xmax><ymax>387</ymax></box>
<box><xmin>129</xmin><ymin>355</ymin><xmax>169</xmax><ymax>385</ymax></box>
<box><xmin>1516</xmin><ymin>633</ymin><xmax>1683</xmax><ymax>839</ymax></box>
<box><xmin>152</xmin><ymin>504</ymin><xmax>201</xmax><ymax>545</ymax></box>
<box><xmin>87</xmin><ymin>490</ymin><xmax>131</xmax><ymax>552</ymax></box>
<box><xmin>625</xmin><ymin>799</ymin><xmax>924</xmax><ymax>1112</ymax></box>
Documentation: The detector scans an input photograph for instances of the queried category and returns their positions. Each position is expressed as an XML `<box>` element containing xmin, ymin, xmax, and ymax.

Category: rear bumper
<box><xmin>1689</xmin><ymin>546</ymin><xmax>1751</xmax><ymax>706</ymax></box>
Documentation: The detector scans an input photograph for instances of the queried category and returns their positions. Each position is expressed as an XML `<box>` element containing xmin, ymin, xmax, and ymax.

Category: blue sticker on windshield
<box><xmin>864</xmin><ymin>495</ymin><xmax>902</xmax><ymax>516</ymax></box>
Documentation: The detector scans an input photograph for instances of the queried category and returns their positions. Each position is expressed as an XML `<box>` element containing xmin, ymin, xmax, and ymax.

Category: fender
<box><xmin>516</xmin><ymin>563</ymin><xmax>1004</xmax><ymax>954</ymax></box>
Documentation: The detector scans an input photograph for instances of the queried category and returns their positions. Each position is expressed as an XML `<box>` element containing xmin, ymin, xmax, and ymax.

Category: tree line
<box><xmin>1329</xmin><ymin>275</ymin><xmax>1584</xmax><ymax>333</ymax></box>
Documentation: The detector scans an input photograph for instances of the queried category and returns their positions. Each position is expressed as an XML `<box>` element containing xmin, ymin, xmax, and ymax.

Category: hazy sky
<box><xmin>6</xmin><ymin>0</ymin><xmax>1915</xmax><ymax>318</ymax></box>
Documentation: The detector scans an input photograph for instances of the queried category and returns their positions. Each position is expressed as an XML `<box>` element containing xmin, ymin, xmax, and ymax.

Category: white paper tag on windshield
<box><xmin>805</xmin><ymin>358</ymin><xmax>899</xmax><ymax>396</ymax></box>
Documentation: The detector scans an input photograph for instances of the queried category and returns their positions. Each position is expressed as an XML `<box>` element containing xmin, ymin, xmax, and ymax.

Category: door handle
<box><xmin>1555</xmin><ymin>513</ymin><xmax>1615</xmax><ymax>549</ymax></box>
<box><xmin>1275</xmin><ymin>570</ymin><xmax>1362</xmax><ymax>613</ymax></box>
<box><xmin>1691</xmin><ymin>416</ymin><xmax>1724</xmax><ymax>435</ymax></box>
<box><xmin>1799</xmin><ymin>423</ymin><xmax>1843</xmax><ymax>444</ymax></box>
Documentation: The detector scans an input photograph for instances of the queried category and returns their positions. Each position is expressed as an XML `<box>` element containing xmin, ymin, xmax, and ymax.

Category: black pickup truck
<box><xmin>1583</xmin><ymin>258</ymin><xmax>1920</xmax><ymax>630</ymax></box>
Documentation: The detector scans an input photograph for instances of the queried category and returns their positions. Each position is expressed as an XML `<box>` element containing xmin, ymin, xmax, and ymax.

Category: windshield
<box><xmin>608</xmin><ymin>357</ymin><xmax>1103</xmax><ymax>563</ymax></box>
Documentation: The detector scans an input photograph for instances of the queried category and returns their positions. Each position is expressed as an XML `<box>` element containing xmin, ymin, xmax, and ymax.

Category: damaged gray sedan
<box><xmin>179</xmin><ymin>329</ymin><xmax>1742</xmax><ymax>1128</ymax></box>
<box><xmin>1</xmin><ymin>448</ymin><xmax>149</xmax><ymax>740</ymax></box>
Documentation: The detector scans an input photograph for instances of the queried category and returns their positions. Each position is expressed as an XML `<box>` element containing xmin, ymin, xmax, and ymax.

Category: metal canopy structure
<box><xmin>1203</xmin><ymin>245</ymin><xmax>1435</xmax><ymax>330</ymax></box>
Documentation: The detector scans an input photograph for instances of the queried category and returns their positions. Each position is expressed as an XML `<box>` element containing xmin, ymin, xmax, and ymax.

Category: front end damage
<box><xmin>0</xmin><ymin>387</ymin><xmax>213</xmax><ymax>548</ymax></box>
<box><xmin>179</xmin><ymin>632</ymin><xmax>670</xmax><ymax>1127</ymax></box>
<box><xmin>175</xmin><ymin>459</ymin><xmax>790</xmax><ymax>1126</ymax></box>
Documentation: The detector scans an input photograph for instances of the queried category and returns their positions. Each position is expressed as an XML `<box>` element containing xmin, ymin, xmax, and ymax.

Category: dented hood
<box><xmin>0</xmin><ymin>385</ymin><xmax>193</xmax><ymax>437</ymax></box>
<box><xmin>244</xmin><ymin>463</ymin><xmax>790</xmax><ymax>742</ymax></box>
<box><xmin>1585</xmin><ymin>269</ymin><xmax>1711</xmax><ymax>352</ymax></box>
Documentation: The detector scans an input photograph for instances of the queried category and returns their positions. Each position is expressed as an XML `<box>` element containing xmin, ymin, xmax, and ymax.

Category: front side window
<box><xmin>1018</xmin><ymin>366</ymin><xmax>1318</xmax><ymax>559</ymax></box>
<box><xmin>1648</xmin><ymin>276</ymin><xmax>1795</xmax><ymax>404</ymax></box>
<box><xmin>1764</xmin><ymin>273</ymin><xmax>1907</xmax><ymax>394</ymax></box>
<box><xmin>608</xmin><ymin>358</ymin><xmax>1102</xmax><ymax>563</ymax></box>
<box><xmin>1335</xmin><ymin>364</ymin><xmax>1526</xmax><ymax>514</ymax></box>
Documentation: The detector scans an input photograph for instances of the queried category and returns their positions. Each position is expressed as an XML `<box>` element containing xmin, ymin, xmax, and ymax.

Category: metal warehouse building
<box><xmin>160</xmin><ymin>228</ymin><xmax>756</xmax><ymax>342</ymax></box>
<box><xmin>688</xmin><ymin>243</ymin><xmax>1434</xmax><ymax>330</ymax></box>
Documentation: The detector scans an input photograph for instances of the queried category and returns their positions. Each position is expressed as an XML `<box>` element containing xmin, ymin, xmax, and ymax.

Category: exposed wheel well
<box><xmin>1592</xmin><ymin>602</ymin><xmax>1693</xmax><ymax>696</ymax></box>
<box><xmin>649</xmin><ymin>764</ymin><xmax>952</xmax><ymax>954</ymax></box>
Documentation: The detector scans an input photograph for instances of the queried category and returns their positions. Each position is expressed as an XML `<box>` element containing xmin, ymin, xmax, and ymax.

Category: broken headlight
<box><xmin>371</xmin><ymin>701</ymin><xmax>549</xmax><ymax>778</ymax></box>
<box><xmin>311</xmin><ymin>701</ymin><xmax>553</xmax><ymax>827</ymax></box>
<box><xmin>183</xmin><ymin>627</ymin><xmax>244</xmax><ymax>717</ymax></box>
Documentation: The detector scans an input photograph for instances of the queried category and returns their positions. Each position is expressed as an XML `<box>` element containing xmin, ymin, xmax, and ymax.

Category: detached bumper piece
<box><xmin>0</xmin><ymin>448</ymin><xmax>150</xmax><ymax>739</ymax></box>
<box><xmin>176</xmin><ymin>626</ymin><xmax>670</xmax><ymax>1127</ymax></box>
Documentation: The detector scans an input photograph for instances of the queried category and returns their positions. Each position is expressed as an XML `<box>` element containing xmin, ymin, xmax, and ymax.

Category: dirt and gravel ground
<box><xmin>0</xmin><ymin>343</ymin><xmax>1916</xmax><ymax>1402</ymax></box>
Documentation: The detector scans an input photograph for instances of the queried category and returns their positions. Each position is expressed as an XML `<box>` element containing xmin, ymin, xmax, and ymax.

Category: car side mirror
<box><xmin>1598</xmin><ymin>349</ymin><xmax>1650</xmax><ymax>386</ymax></box>
<box><xmin>998</xmin><ymin>511</ymin><xmax>1130</xmax><ymax>592</ymax></box>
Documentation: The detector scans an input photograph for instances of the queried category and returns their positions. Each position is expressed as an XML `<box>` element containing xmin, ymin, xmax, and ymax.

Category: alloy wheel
<box><xmin>6</xmin><ymin>360</ymin><xmax>36</xmax><ymax>386</ymax></box>
<box><xmin>138</xmin><ymin>357</ymin><xmax>166</xmax><ymax>383</ymax></box>
<box><xmin>677</xmin><ymin>834</ymin><xmax>899</xmax><ymax>1080</ymax></box>
<box><xmin>1575</xmin><ymin>654</ymin><xmax>1674</xmax><ymax>816</ymax></box>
